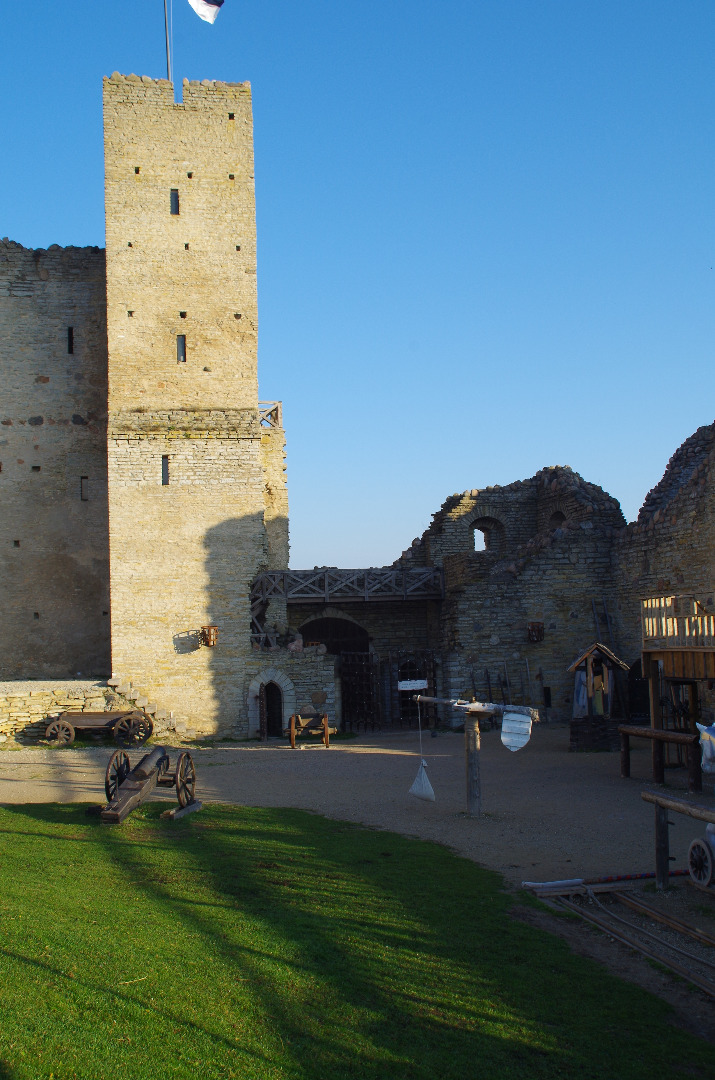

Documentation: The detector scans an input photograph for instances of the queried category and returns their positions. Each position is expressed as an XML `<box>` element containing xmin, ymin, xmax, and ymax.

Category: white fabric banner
<box><xmin>187</xmin><ymin>0</ymin><xmax>225</xmax><ymax>24</ymax></box>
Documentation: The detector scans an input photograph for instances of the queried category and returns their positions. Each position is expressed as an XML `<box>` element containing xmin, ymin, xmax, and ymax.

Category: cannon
<box><xmin>100</xmin><ymin>745</ymin><xmax>197</xmax><ymax>823</ymax></box>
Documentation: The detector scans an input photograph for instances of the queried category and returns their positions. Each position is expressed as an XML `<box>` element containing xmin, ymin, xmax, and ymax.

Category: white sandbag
<box><xmin>697</xmin><ymin>722</ymin><xmax>715</xmax><ymax>774</ymax></box>
<box><xmin>409</xmin><ymin>758</ymin><xmax>435</xmax><ymax>802</ymax></box>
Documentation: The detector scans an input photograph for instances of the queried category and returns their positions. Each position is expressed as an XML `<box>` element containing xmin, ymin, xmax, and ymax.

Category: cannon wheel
<box><xmin>45</xmin><ymin>718</ymin><xmax>75</xmax><ymax>746</ymax></box>
<box><xmin>113</xmin><ymin>714</ymin><xmax>153</xmax><ymax>747</ymax></box>
<box><xmin>175</xmin><ymin>752</ymin><xmax>196</xmax><ymax>808</ymax></box>
<box><xmin>688</xmin><ymin>838</ymin><xmax>714</xmax><ymax>888</ymax></box>
<box><xmin>105</xmin><ymin>750</ymin><xmax>131</xmax><ymax>802</ymax></box>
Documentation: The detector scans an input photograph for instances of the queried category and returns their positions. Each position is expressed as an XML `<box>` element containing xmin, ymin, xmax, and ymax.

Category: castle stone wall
<box><xmin>0</xmin><ymin>240</ymin><xmax>110</xmax><ymax>678</ymax></box>
<box><xmin>104</xmin><ymin>75</ymin><xmax>277</xmax><ymax>734</ymax></box>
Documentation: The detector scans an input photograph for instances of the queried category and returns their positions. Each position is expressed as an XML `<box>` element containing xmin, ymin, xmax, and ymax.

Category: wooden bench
<box><xmin>288</xmin><ymin>712</ymin><xmax>337</xmax><ymax>749</ymax></box>
<box><xmin>618</xmin><ymin>724</ymin><xmax>702</xmax><ymax>793</ymax></box>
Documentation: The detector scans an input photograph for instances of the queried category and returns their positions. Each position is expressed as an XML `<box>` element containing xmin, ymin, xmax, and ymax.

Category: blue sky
<box><xmin>3</xmin><ymin>2</ymin><xmax>715</xmax><ymax>566</ymax></box>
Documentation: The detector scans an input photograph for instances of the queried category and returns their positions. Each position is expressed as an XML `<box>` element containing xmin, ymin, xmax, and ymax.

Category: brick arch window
<box><xmin>549</xmin><ymin>510</ymin><xmax>567</xmax><ymax>530</ymax></box>
<box><xmin>472</xmin><ymin>516</ymin><xmax>506</xmax><ymax>554</ymax></box>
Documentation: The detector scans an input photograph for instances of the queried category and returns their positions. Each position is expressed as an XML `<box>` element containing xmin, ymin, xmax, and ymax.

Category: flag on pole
<box><xmin>187</xmin><ymin>0</ymin><xmax>225</xmax><ymax>23</ymax></box>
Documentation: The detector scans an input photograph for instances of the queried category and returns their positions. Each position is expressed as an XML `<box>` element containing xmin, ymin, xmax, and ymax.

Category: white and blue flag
<box><xmin>187</xmin><ymin>0</ymin><xmax>225</xmax><ymax>23</ymax></box>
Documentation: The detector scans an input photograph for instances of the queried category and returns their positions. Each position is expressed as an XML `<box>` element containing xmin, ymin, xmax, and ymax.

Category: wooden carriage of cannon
<box><xmin>101</xmin><ymin>745</ymin><xmax>197</xmax><ymax>824</ymax></box>
<box><xmin>46</xmin><ymin>709</ymin><xmax>153</xmax><ymax>747</ymax></box>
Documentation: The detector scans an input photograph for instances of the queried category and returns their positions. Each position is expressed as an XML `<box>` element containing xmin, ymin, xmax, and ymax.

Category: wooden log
<box><xmin>641</xmin><ymin>790</ymin><xmax>715</xmax><ymax>825</ymax></box>
<box><xmin>655</xmin><ymin>802</ymin><xmax>670</xmax><ymax>890</ymax></box>
<box><xmin>687</xmin><ymin>740</ymin><xmax>702</xmax><ymax>793</ymax></box>
<box><xmin>620</xmin><ymin>729</ymin><xmax>631</xmax><ymax>778</ymax></box>
<box><xmin>618</xmin><ymin>724</ymin><xmax>699</xmax><ymax>745</ymax></box>
<box><xmin>290</xmin><ymin>714</ymin><xmax>296</xmax><ymax>750</ymax></box>
<box><xmin>323</xmin><ymin>714</ymin><xmax>329</xmax><ymax>749</ymax></box>
<box><xmin>653</xmin><ymin>738</ymin><xmax>665</xmax><ymax>785</ymax></box>
<box><xmin>464</xmin><ymin>713</ymin><xmax>493</xmax><ymax>818</ymax></box>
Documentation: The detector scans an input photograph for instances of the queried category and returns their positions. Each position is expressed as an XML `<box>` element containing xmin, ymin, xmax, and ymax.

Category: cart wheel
<box><xmin>45</xmin><ymin>719</ymin><xmax>75</xmax><ymax>746</ymax></box>
<box><xmin>113</xmin><ymin>714</ymin><xmax>153</xmax><ymax>747</ymax></box>
<box><xmin>688</xmin><ymin>838</ymin><xmax>714</xmax><ymax>888</ymax></box>
<box><xmin>105</xmin><ymin>750</ymin><xmax>131</xmax><ymax>802</ymax></box>
<box><xmin>175</xmin><ymin>752</ymin><xmax>196</xmax><ymax>808</ymax></box>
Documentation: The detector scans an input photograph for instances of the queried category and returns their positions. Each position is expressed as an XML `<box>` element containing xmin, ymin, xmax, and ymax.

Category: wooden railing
<box><xmin>250</xmin><ymin>567</ymin><xmax>444</xmax><ymax>647</ymax></box>
<box><xmin>252</xmin><ymin>567</ymin><xmax>444</xmax><ymax>607</ymax></box>
<box><xmin>258</xmin><ymin>401</ymin><xmax>282</xmax><ymax>428</ymax></box>
<box><xmin>641</xmin><ymin>595</ymin><xmax>715</xmax><ymax>651</ymax></box>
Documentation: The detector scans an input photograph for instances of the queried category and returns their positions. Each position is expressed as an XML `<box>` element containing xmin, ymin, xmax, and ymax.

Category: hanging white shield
<box><xmin>501</xmin><ymin>711</ymin><xmax>532</xmax><ymax>752</ymax></box>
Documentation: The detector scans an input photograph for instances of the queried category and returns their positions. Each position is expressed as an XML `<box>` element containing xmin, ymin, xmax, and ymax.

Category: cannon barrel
<box><xmin>132</xmin><ymin>746</ymin><xmax>170</xmax><ymax>780</ymax></box>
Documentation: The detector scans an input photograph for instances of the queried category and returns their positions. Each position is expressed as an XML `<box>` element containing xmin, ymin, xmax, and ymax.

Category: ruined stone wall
<box><xmin>401</xmin><ymin>468</ymin><xmax>627</xmax><ymax>719</ymax></box>
<box><xmin>104</xmin><ymin>74</ymin><xmax>276</xmax><ymax>735</ymax></box>
<box><xmin>613</xmin><ymin>423</ymin><xmax>715</xmax><ymax>723</ymax></box>
<box><xmin>0</xmin><ymin>241</ymin><xmax>110</xmax><ymax>679</ymax></box>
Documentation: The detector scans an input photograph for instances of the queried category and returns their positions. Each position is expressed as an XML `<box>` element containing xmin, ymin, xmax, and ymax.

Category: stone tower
<box><xmin>103</xmin><ymin>73</ymin><xmax>287</xmax><ymax>734</ymax></box>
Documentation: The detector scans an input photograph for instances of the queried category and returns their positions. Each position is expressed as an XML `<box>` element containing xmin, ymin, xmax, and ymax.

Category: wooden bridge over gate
<box><xmin>250</xmin><ymin>567</ymin><xmax>444</xmax><ymax>646</ymax></box>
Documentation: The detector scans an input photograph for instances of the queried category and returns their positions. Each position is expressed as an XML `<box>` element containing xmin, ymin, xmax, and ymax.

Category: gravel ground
<box><xmin>2</xmin><ymin>721</ymin><xmax>713</xmax><ymax>887</ymax></box>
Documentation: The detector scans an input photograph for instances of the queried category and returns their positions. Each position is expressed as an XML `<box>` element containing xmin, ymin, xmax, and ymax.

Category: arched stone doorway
<box><xmin>247</xmin><ymin>668</ymin><xmax>296</xmax><ymax>736</ymax></box>
<box><xmin>264</xmin><ymin>681</ymin><xmax>283</xmax><ymax>737</ymax></box>
<box><xmin>298</xmin><ymin>617</ymin><xmax>375</xmax><ymax>729</ymax></box>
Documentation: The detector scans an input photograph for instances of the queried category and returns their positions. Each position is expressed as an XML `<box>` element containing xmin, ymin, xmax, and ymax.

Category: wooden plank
<box><xmin>160</xmin><ymin>800</ymin><xmax>202</xmax><ymax>821</ymax></box>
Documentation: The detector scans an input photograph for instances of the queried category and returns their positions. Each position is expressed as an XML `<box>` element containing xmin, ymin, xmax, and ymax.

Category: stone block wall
<box><xmin>0</xmin><ymin>240</ymin><xmax>110</xmax><ymax>679</ymax></box>
<box><xmin>103</xmin><ymin>74</ymin><xmax>283</xmax><ymax>735</ymax></box>
<box><xmin>246</xmin><ymin>648</ymin><xmax>338</xmax><ymax>735</ymax></box>
<box><xmin>0</xmin><ymin>681</ymin><xmax>123</xmax><ymax>743</ymax></box>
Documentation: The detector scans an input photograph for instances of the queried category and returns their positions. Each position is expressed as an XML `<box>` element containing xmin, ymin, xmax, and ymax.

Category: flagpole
<box><xmin>164</xmin><ymin>0</ymin><xmax>172</xmax><ymax>82</ymax></box>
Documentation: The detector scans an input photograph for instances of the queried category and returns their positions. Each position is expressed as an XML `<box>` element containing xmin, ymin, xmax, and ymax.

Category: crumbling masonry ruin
<box><xmin>2</xmin><ymin>73</ymin><xmax>715</xmax><ymax>741</ymax></box>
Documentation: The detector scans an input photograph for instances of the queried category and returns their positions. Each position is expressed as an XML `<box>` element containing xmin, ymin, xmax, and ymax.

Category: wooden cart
<box><xmin>45</xmin><ymin>709</ymin><xmax>153</xmax><ymax>747</ymax></box>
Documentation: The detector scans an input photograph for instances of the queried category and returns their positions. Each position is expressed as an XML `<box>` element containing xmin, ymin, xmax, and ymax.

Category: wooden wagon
<box><xmin>45</xmin><ymin>709</ymin><xmax>153</xmax><ymax>747</ymax></box>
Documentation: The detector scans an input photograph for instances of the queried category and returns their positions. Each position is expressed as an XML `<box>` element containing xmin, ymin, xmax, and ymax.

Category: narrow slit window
<box><xmin>228</xmin><ymin>113</ymin><xmax>235</xmax><ymax>120</ymax></box>
<box><xmin>177</xmin><ymin>334</ymin><xmax>187</xmax><ymax>363</ymax></box>
<box><xmin>161</xmin><ymin>455</ymin><xmax>170</xmax><ymax>486</ymax></box>
<box><xmin>80</xmin><ymin>476</ymin><xmax>89</xmax><ymax>501</ymax></box>
<box><xmin>184</xmin><ymin>243</ymin><xmax>190</xmax><ymax>250</ymax></box>
<box><xmin>67</xmin><ymin>327</ymin><xmax>74</xmax><ymax>354</ymax></box>
<box><xmin>134</xmin><ymin>166</ymin><xmax>140</xmax><ymax>174</ymax></box>
<box><xmin>170</xmin><ymin>189</ymin><xmax>180</xmax><ymax>215</ymax></box>
<box><xmin>31</xmin><ymin>465</ymin><xmax>41</xmax><ymax>472</ymax></box>
<box><xmin>33</xmin><ymin>612</ymin><xmax>40</xmax><ymax>620</ymax></box>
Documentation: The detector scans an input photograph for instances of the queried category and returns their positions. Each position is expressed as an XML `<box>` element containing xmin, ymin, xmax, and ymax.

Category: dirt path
<box><xmin>2</xmin><ymin>722</ymin><xmax>712</xmax><ymax>885</ymax></box>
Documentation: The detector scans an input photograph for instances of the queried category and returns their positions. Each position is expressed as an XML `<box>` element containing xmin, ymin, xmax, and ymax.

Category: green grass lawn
<box><xmin>0</xmin><ymin>803</ymin><xmax>713</xmax><ymax>1080</ymax></box>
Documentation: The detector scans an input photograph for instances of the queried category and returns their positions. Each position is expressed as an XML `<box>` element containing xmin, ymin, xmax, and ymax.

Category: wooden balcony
<box><xmin>641</xmin><ymin>595</ymin><xmax>715</xmax><ymax>652</ymax></box>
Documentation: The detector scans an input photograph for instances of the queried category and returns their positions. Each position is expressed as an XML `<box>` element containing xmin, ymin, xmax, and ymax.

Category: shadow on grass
<box><xmin>2</xmin><ymin>802</ymin><xmax>715</xmax><ymax>1080</ymax></box>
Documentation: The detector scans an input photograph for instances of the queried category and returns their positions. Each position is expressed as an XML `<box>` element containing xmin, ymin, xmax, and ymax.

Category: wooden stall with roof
<box><xmin>567</xmin><ymin>642</ymin><xmax>630</xmax><ymax>751</ymax></box>
<box><xmin>641</xmin><ymin>595</ymin><xmax>715</xmax><ymax>736</ymax></box>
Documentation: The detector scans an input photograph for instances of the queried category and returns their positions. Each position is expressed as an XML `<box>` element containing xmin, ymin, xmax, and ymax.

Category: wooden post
<box><xmin>465</xmin><ymin>715</ymin><xmax>481</xmax><ymax>817</ymax></box>
<box><xmin>687</xmin><ymin>740</ymin><xmax>702</xmax><ymax>793</ymax></box>
<box><xmin>653</xmin><ymin>739</ymin><xmax>665</xmax><ymax>785</ymax></box>
<box><xmin>323</xmin><ymin>714</ymin><xmax>330</xmax><ymax>749</ymax></box>
<box><xmin>655</xmin><ymin>803</ymin><xmax>670</xmax><ymax>890</ymax></box>
<box><xmin>289</xmin><ymin>714</ymin><xmax>296</xmax><ymax>750</ymax></box>
<box><xmin>620</xmin><ymin>729</ymin><xmax>631</xmax><ymax>778</ymax></box>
